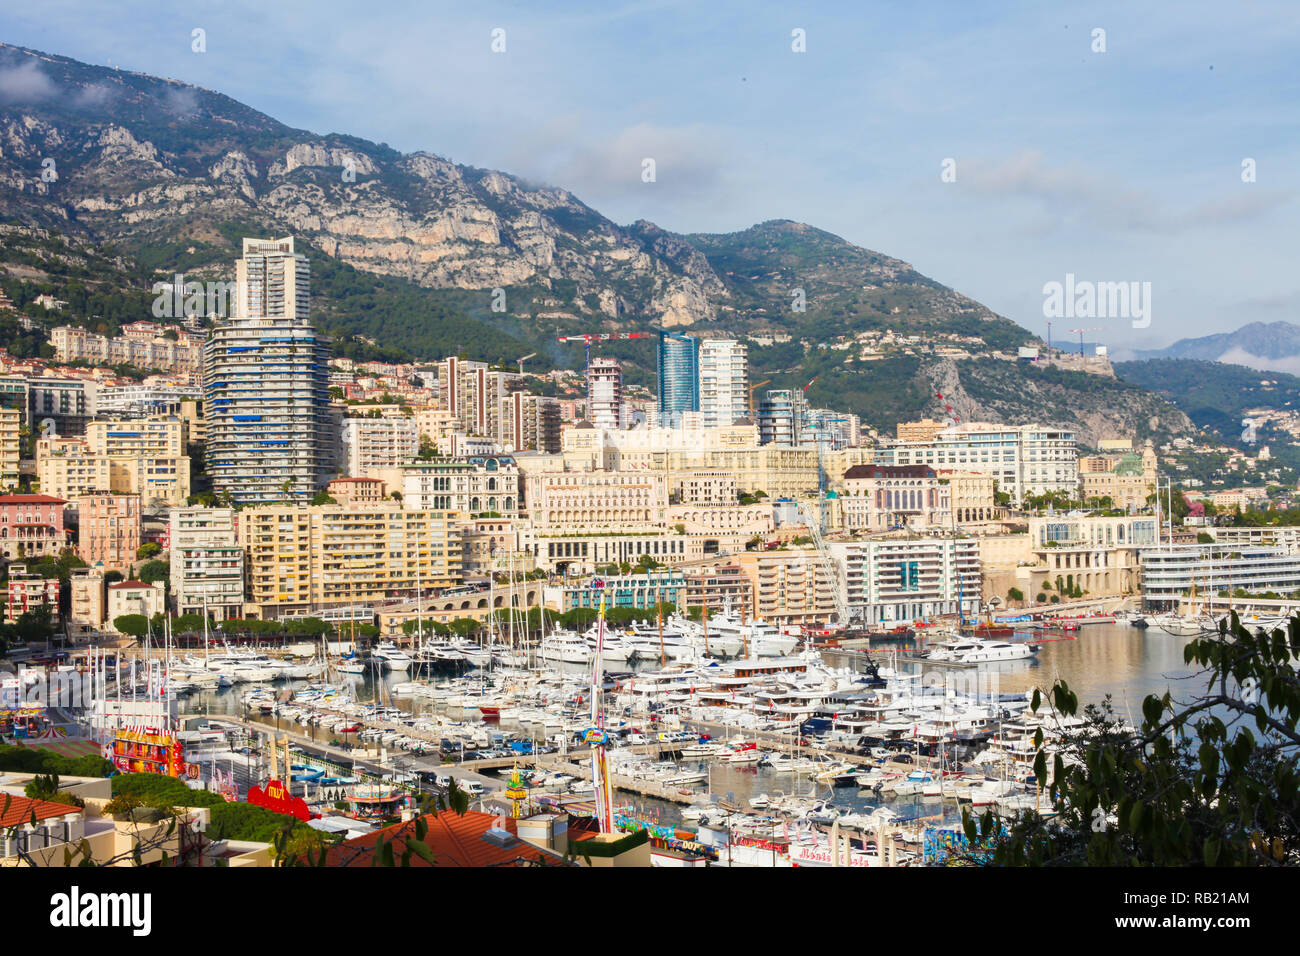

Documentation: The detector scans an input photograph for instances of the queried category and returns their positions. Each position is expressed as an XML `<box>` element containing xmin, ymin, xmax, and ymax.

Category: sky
<box><xmin>2</xmin><ymin>0</ymin><xmax>1299</xmax><ymax>352</ymax></box>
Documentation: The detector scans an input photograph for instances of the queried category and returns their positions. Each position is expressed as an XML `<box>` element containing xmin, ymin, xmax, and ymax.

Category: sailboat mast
<box><xmin>589</xmin><ymin>589</ymin><xmax>614</xmax><ymax>832</ymax></box>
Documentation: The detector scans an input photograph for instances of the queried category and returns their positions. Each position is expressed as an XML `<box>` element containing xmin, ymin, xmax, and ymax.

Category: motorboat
<box><xmin>926</xmin><ymin>638</ymin><xmax>1040</xmax><ymax>663</ymax></box>
<box><xmin>372</xmin><ymin>641</ymin><xmax>413</xmax><ymax>671</ymax></box>
<box><xmin>540</xmin><ymin>630</ymin><xmax>592</xmax><ymax>664</ymax></box>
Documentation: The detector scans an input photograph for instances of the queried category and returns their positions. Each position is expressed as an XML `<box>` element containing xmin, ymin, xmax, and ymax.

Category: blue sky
<box><xmin>3</xmin><ymin>0</ymin><xmax>1299</xmax><ymax>351</ymax></box>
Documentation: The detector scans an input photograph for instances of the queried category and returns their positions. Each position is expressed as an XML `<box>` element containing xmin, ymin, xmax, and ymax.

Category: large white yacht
<box><xmin>926</xmin><ymin>638</ymin><xmax>1040</xmax><ymax>664</ymax></box>
<box><xmin>371</xmin><ymin>641</ymin><xmax>413</xmax><ymax>671</ymax></box>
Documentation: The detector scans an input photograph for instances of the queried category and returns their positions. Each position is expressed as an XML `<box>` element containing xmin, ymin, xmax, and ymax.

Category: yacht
<box><xmin>926</xmin><ymin>638</ymin><xmax>1040</xmax><ymax>663</ymax></box>
<box><xmin>540</xmin><ymin>630</ymin><xmax>592</xmax><ymax>665</ymax></box>
<box><xmin>372</xmin><ymin>641</ymin><xmax>413</xmax><ymax>671</ymax></box>
<box><xmin>335</xmin><ymin>656</ymin><xmax>368</xmax><ymax>674</ymax></box>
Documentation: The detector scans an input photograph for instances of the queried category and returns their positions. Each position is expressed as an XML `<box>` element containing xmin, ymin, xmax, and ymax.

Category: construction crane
<box><xmin>515</xmin><ymin>352</ymin><xmax>536</xmax><ymax>375</ymax></box>
<box><xmin>747</xmin><ymin>379</ymin><xmax>771</xmax><ymax>419</ymax></box>
<box><xmin>1067</xmin><ymin>327</ymin><xmax>1104</xmax><ymax>356</ymax></box>
<box><xmin>555</xmin><ymin>331</ymin><xmax>652</xmax><ymax>371</ymax></box>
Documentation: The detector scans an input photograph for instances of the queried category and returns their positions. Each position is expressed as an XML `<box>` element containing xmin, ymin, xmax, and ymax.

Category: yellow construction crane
<box><xmin>747</xmin><ymin>379</ymin><xmax>771</xmax><ymax>419</ymax></box>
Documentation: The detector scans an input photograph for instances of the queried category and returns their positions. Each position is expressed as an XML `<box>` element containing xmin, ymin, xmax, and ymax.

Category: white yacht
<box><xmin>540</xmin><ymin>630</ymin><xmax>592</xmax><ymax>664</ymax></box>
<box><xmin>926</xmin><ymin>638</ymin><xmax>1040</xmax><ymax>663</ymax></box>
<box><xmin>372</xmin><ymin>641</ymin><xmax>413</xmax><ymax>671</ymax></box>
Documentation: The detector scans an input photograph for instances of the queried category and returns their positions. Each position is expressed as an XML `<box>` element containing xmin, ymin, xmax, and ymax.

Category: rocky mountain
<box><xmin>1126</xmin><ymin>321</ymin><xmax>1300</xmax><ymax>374</ymax></box>
<box><xmin>0</xmin><ymin>42</ymin><xmax>1196</xmax><ymax>445</ymax></box>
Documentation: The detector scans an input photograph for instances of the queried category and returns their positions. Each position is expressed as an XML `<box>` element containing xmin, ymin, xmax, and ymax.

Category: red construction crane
<box><xmin>556</xmin><ymin>331</ymin><xmax>653</xmax><ymax>370</ymax></box>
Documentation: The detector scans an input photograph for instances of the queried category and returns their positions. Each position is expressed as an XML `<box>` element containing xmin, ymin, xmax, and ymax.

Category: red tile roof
<box><xmin>0</xmin><ymin>795</ymin><xmax>77</xmax><ymax>828</ymax></box>
<box><xmin>0</xmin><ymin>495</ymin><xmax>67</xmax><ymax>505</ymax></box>
<box><xmin>319</xmin><ymin>810</ymin><xmax>568</xmax><ymax>867</ymax></box>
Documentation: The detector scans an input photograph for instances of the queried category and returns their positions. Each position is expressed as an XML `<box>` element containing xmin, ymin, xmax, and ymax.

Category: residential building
<box><xmin>169</xmin><ymin>507</ymin><xmax>244</xmax><ymax>620</ymax></box>
<box><xmin>93</xmin><ymin>383</ymin><xmax>204</xmax><ymax>419</ymax></box>
<box><xmin>75</xmin><ymin>492</ymin><xmax>141</xmax><ymax>573</ymax></box>
<box><xmin>697</xmin><ymin>339</ymin><xmax>747</xmax><ymax>428</ymax></box>
<box><xmin>326</xmin><ymin>476</ymin><xmax>388</xmax><ymax>505</ymax></box>
<box><xmin>85</xmin><ymin>416</ymin><xmax>187</xmax><ymax>458</ymax></box>
<box><xmin>0</xmin><ymin>406</ymin><xmax>19</xmax><ymax>489</ymax></box>
<box><xmin>239</xmin><ymin>504</ymin><xmax>463</xmax><ymax>618</ymax></box>
<box><xmin>342</xmin><ymin>415</ymin><xmax>419</xmax><ymax>477</ymax></box>
<box><xmin>50</xmin><ymin>323</ymin><xmax>205</xmax><ymax>375</ymax></box>
<box><xmin>68</xmin><ymin>567</ymin><xmax>106</xmax><ymax>633</ymax></box>
<box><xmin>757</xmin><ymin>389</ymin><xmax>806</xmax><ymax>447</ymax></box>
<box><xmin>5</xmin><ymin>572</ymin><xmax>59</xmax><ymax>624</ymax></box>
<box><xmin>683</xmin><ymin>563</ymin><xmax>752</xmax><ymax>617</ymax></box>
<box><xmin>586</xmin><ymin>357</ymin><xmax>624</xmax><ymax>429</ymax></box>
<box><xmin>107</xmin><ymin>580</ymin><xmax>166</xmax><ymax>629</ymax></box>
<box><xmin>26</xmin><ymin>378</ymin><xmax>96</xmax><ymax>437</ymax></box>
<box><xmin>897</xmin><ymin>418</ymin><xmax>947</xmax><ymax>443</ymax></box>
<box><xmin>437</xmin><ymin>357</ymin><xmax>524</xmax><ymax>438</ymax></box>
<box><xmin>204</xmin><ymin>236</ymin><xmax>335</xmax><ymax>505</ymax></box>
<box><xmin>36</xmin><ymin>438</ymin><xmax>190</xmax><ymax>507</ymax></box>
<box><xmin>829</xmin><ymin>536</ymin><xmax>982</xmax><ymax>626</ymax></box>
<box><xmin>0</xmin><ymin>493</ymin><xmax>68</xmax><ymax>561</ymax></box>
<box><xmin>500</xmin><ymin>391</ymin><xmax>561</xmax><ymax>453</ymax></box>
<box><xmin>733</xmin><ymin>550</ymin><xmax>838</xmax><ymax>627</ymax></box>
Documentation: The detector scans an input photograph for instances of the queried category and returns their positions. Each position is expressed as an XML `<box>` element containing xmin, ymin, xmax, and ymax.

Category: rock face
<box><xmin>0</xmin><ymin>44</ymin><xmax>731</xmax><ymax>328</ymax></box>
<box><xmin>921</xmin><ymin>356</ymin><xmax>1193</xmax><ymax>447</ymax></box>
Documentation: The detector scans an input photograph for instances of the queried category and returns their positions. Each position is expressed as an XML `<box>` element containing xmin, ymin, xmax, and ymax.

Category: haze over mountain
<box><xmin>0</xmin><ymin>42</ymin><xmax>1195</xmax><ymax>446</ymax></box>
<box><xmin>1121</xmin><ymin>321</ymin><xmax>1300</xmax><ymax>376</ymax></box>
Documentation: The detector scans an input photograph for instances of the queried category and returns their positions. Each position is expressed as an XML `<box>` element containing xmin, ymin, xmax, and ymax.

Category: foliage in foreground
<box><xmin>963</xmin><ymin>612</ymin><xmax>1300</xmax><ymax>865</ymax></box>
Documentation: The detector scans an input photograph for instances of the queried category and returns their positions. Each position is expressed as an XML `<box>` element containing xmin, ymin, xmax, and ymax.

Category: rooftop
<box><xmin>317</xmin><ymin>810</ymin><xmax>569</xmax><ymax>867</ymax></box>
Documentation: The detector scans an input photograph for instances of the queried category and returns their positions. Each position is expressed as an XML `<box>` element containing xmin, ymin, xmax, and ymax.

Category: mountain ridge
<box><xmin>0</xmin><ymin>41</ymin><xmax>1196</xmax><ymax>446</ymax></box>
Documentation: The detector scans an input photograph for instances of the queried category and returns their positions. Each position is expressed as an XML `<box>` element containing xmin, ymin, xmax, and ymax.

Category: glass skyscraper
<box><xmin>656</xmin><ymin>330</ymin><xmax>699</xmax><ymax>427</ymax></box>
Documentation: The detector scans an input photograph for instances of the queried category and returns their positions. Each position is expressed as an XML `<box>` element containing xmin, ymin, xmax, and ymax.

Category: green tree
<box><xmin>113</xmin><ymin>614</ymin><xmax>149</xmax><ymax>640</ymax></box>
<box><xmin>137</xmin><ymin>560</ymin><xmax>169</xmax><ymax>587</ymax></box>
<box><xmin>135</xmin><ymin>542</ymin><xmax>162</xmax><ymax>560</ymax></box>
<box><xmin>961</xmin><ymin>612</ymin><xmax>1300</xmax><ymax>866</ymax></box>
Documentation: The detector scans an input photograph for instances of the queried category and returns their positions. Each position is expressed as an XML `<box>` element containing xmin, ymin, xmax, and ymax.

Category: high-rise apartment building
<box><xmin>437</xmin><ymin>357</ymin><xmax>522</xmax><ymax>438</ymax></box>
<box><xmin>169</xmin><ymin>506</ymin><xmax>244</xmax><ymax>620</ymax></box>
<box><xmin>657</xmin><ymin>331</ymin><xmax>699</xmax><ymax>427</ymax></box>
<box><xmin>0</xmin><ymin>407</ymin><xmax>19</xmax><ymax>490</ymax></box>
<box><xmin>698</xmin><ymin>339</ymin><xmax>747</xmax><ymax>427</ymax></box>
<box><xmin>586</xmin><ymin>357</ymin><xmax>624</xmax><ymax>429</ymax></box>
<box><xmin>342</xmin><ymin>416</ymin><xmax>420</xmax><ymax>477</ymax></box>
<box><xmin>500</xmin><ymin>391</ymin><xmax>562</xmax><ymax>453</ymax></box>
<box><xmin>758</xmin><ymin>389</ymin><xmax>807</xmax><ymax>446</ymax></box>
<box><xmin>204</xmin><ymin>237</ymin><xmax>335</xmax><ymax>505</ymax></box>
